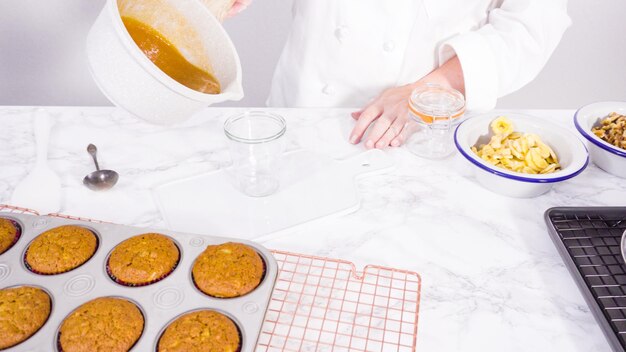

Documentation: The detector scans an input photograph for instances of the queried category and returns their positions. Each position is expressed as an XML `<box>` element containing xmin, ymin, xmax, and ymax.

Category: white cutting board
<box><xmin>153</xmin><ymin>149</ymin><xmax>394</xmax><ymax>239</ymax></box>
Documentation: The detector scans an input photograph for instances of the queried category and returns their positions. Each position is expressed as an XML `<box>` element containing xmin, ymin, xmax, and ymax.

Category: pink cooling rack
<box><xmin>0</xmin><ymin>205</ymin><xmax>422</xmax><ymax>351</ymax></box>
<box><xmin>259</xmin><ymin>251</ymin><xmax>421</xmax><ymax>352</ymax></box>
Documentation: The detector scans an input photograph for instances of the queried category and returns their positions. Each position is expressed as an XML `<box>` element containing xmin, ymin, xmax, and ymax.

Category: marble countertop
<box><xmin>1</xmin><ymin>106</ymin><xmax>624</xmax><ymax>352</ymax></box>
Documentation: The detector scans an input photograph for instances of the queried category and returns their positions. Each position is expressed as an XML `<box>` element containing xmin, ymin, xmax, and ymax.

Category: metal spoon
<box><xmin>83</xmin><ymin>144</ymin><xmax>119</xmax><ymax>191</ymax></box>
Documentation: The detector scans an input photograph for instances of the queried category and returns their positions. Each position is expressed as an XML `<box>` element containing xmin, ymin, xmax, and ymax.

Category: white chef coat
<box><xmin>267</xmin><ymin>0</ymin><xmax>570</xmax><ymax>111</ymax></box>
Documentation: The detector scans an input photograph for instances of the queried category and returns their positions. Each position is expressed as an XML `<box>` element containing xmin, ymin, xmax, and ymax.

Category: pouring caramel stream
<box><xmin>122</xmin><ymin>16</ymin><xmax>221</xmax><ymax>94</ymax></box>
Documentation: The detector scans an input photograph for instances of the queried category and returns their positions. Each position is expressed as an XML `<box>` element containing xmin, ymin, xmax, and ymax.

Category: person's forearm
<box><xmin>411</xmin><ymin>56</ymin><xmax>465</xmax><ymax>95</ymax></box>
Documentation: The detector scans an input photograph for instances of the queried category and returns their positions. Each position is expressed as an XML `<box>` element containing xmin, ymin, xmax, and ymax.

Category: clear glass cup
<box><xmin>405</xmin><ymin>84</ymin><xmax>465</xmax><ymax>159</ymax></box>
<box><xmin>224</xmin><ymin>111</ymin><xmax>287</xmax><ymax>197</ymax></box>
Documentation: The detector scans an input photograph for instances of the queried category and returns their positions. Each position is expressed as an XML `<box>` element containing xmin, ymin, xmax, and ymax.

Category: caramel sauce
<box><xmin>122</xmin><ymin>16</ymin><xmax>221</xmax><ymax>94</ymax></box>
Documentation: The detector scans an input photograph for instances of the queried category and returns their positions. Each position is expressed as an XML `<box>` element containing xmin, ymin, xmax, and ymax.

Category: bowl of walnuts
<box><xmin>575</xmin><ymin>101</ymin><xmax>626</xmax><ymax>179</ymax></box>
<box><xmin>455</xmin><ymin>112</ymin><xmax>589</xmax><ymax>198</ymax></box>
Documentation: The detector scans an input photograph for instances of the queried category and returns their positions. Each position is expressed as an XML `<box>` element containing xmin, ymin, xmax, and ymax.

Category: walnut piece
<box><xmin>591</xmin><ymin>112</ymin><xmax>626</xmax><ymax>150</ymax></box>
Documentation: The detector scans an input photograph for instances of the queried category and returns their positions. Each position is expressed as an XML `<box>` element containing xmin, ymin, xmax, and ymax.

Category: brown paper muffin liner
<box><xmin>0</xmin><ymin>219</ymin><xmax>22</xmax><ymax>256</ymax></box>
<box><xmin>192</xmin><ymin>251</ymin><xmax>267</xmax><ymax>299</ymax></box>
<box><xmin>0</xmin><ymin>285</ymin><xmax>52</xmax><ymax>351</ymax></box>
<box><xmin>23</xmin><ymin>230</ymin><xmax>99</xmax><ymax>275</ymax></box>
<box><xmin>56</xmin><ymin>320</ymin><xmax>145</xmax><ymax>352</ymax></box>
<box><xmin>156</xmin><ymin>310</ymin><xmax>242</xmax><ymax>352</ymax></box>
<box><xmin>106</xmin><ymin>245</ymin><xmax>181</xmax><ymax>287</ymax></box>
<box><xmin>56</xmin><ymin>297</ymin><xmax>145</xmax><ymax>352</ymax></box>
<box><xmin>106</xmin><ymin>241</ymin><xmax>181</xmax><ymax>287</ymax></box>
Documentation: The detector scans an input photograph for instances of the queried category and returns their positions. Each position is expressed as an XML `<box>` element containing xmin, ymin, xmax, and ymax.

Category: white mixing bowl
<box><xmin>87</xmin><ymin>0</ymin><xmax>243</xmax><ymax>125</ymax></box>
<box><xmin>455</xmin><ymin>112</ymin><xmax>589</xmax><ymax>198</ymax></box>
<box><xmin>574</xmin><ymin>102</ymin><xmax>626</xmax><ymax>178</ymax></box>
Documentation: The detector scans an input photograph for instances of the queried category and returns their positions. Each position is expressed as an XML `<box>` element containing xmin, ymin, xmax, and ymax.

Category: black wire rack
<box><xmin>545</xmin><ymin>207</ymin><xmax>626</xmax><ymax>352</ymax></box>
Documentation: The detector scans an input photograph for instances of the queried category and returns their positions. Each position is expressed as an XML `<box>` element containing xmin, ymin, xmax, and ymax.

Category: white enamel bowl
<box><xmin>455</xmin><ymin>112</ymin><xmax>589</xmax><ymax>198</ymax></box>
<box><xmin>86</xmin><ymin>0</ymin><xmax>243</xmax><ymax>125</ymax></box>
<box><xmin>574</xmin><ymin>102</ymin><xmax>626</xmax><ymax>178</ymax></box>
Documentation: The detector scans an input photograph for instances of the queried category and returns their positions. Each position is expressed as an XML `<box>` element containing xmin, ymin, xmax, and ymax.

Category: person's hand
<box><xmin>349</xmin><ymin>84</ymin><xmax>415</xmax><ymax>149</ymax></box>
<box><xmin>225</xmin><ymin>0</ymin><xmax>252</xmax><ymax>18</ymax></box>
<box><xmin>349</xmin><ymin>56</ymin><xmax>465</xmax><ymax>149</ymax></box>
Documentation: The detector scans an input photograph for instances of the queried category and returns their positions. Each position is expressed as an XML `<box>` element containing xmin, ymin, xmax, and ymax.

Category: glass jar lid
<box><xmin>408</xmin><ymin>84</ymin><xmax>465</xmax><ymax>124</ymax></box>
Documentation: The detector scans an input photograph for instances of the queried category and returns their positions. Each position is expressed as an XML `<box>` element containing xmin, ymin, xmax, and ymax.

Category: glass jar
<box><xmin>405</xmin><ymin>84</ymin><xmax>465</xmax><ymax>159</ymax></box>
<box><xmin>224</xmin><ymin>111</ymin><xmax>287</xmax><ymax>197</ymax></box>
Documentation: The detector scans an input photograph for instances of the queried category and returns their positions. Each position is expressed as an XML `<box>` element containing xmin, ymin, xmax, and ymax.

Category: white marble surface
<box><xmin>1</xmin><ymin>106</ymin><xmax>625</xmax><ymax>351</ymax></box>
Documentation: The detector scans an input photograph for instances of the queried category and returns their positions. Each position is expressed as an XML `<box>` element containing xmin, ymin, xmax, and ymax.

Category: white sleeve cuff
<box><xmin>438</xmin><ymin>30</ymin><xmax>499</xmax><ymax>112</ymax></box>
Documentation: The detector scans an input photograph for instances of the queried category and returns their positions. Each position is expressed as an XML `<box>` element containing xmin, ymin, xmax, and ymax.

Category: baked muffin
<box><xmin>157</xmin><ymin>310</ymin><xmax>240</xmax><ymax>352</ymax></box>
<box><xmin>0</xmin><ymin>286</ymin><xmax>51</xmax><ymax>349</ymax></box>
<box><xmin>0</xmin><ymin>218</ymin><xmax>20</xmax><ymax>255</ymax></box>
<box><xmin>25</xmin><ymin>225</ymin><xmax>98</xmax><ymax>274</ymax></box>
<box><xmin>58</xmin><ymin>297</ymin><xmax>144</xmax><ymax>352</ymax></box>
<box><xmin>107</xmin><ymin>233</ymin><xmax>180</xmax><ymax>286</ymax></box>
<box><xmin>192</xmin><ymin>242</ymin><xmax>264</xmax><ymax>298</ymax></box>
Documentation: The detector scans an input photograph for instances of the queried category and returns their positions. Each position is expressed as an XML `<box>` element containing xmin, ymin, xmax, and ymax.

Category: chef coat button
<box><xmin>322</xmin><ymin>84</ymin><xmax>335</xmax><ymax>95</ymax></box>
<box><xmin>383</xmin><ymin>40</ymin><xmax>396</xmax><ymax>52</ymax></box>
<box><xmin>334</xmin><ymin>26</ymin><xmax>349</xmax><ymax>42</ymax></box>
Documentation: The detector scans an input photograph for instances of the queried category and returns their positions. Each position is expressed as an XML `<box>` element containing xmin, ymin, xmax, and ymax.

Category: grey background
<box><xmin>0</xmin><ymin>0</ymin><xmax>624</xmax><ymax>108</ymax></box>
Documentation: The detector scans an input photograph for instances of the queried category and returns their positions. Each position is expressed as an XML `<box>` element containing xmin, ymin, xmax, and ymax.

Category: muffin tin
<box><xmin>0</xmin><ymin>212</ymin><xmax>278</xmax><ymax>351</ymax></box>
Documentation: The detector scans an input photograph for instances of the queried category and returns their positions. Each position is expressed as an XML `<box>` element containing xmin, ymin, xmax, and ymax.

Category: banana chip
<box><xmin>472</xmin><ymin>116</ymin><xmax>560</xmax><ymax>175</ymax></box>
<box><xmin>491</xmin><ymin>116</ymin><xmax>514</xmax><ymax>136</ymax></box>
